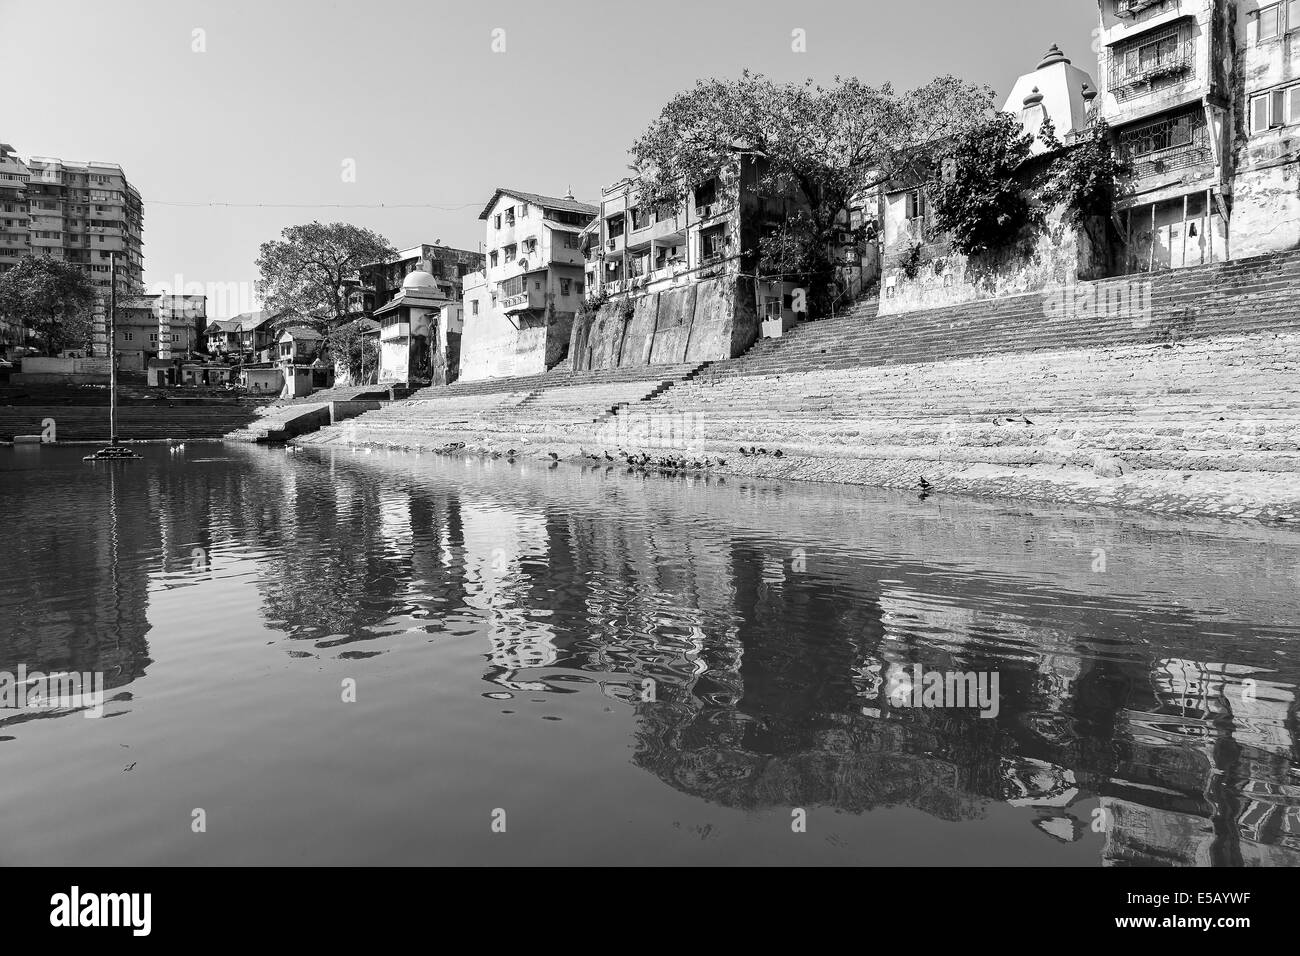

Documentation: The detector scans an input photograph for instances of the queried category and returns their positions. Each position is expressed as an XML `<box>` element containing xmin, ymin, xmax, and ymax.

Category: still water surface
<box><xmin>2</xmin><ymin>443</ymin><xmax>1298</xmax><ymax>865</ymax></box>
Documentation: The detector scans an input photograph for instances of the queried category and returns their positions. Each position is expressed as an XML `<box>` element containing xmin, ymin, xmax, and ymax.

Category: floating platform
<box><xmin>83</xmin><ymin>445</ymin><xmax>142</xmax><ymax>461</ymax></box>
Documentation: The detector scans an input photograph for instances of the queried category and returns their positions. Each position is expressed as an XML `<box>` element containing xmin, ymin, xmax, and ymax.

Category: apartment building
<box><xmin>1096</xmin><ymin>0</ymin><xmax>1235</xmax><ymax>271</ymax></box>
<box><xmin>0</xmin><ymin>144</ymin><xmax>30</xmax><ymax>356</ymax></box>
<box><xmin>23</xmin><ymin>154</ymin><xmax>144</xmax><ymax>296</ymax></box>
<box><xmin>114</xmin><ymin>294</ymin><xmax>206</xmax><ymax>372</ymax></box>
<box><xmin>1231</xmin><ymin>0</ymin><xmax>1300</xmax><ymax>256</ymax></box>
<box><xmin>459</xmin><ymin>188</ymin><xmax>596</xmax><ymax>381</ymax></box>
<box><xmin>570</xmin><ymin>156</ymin><xmax>825</xmax><ymax>371</ymax></box>
<box><xmin>347</xmin><ymin>242</ymin><xmax>484</xmax><ymax>316</ymax></box>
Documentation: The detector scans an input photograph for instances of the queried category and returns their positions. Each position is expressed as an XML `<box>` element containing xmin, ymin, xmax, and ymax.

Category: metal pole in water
<box><xmin>109</xmin><ymin>252</ymin><xmax>117</xmax><ymax>443</ymax></box>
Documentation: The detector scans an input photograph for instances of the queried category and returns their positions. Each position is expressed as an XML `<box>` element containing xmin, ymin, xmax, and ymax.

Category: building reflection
<box><xmin>4</xmin><ymin>444</ymin><xmax>1296</xmax><ymax>865</ymax></box>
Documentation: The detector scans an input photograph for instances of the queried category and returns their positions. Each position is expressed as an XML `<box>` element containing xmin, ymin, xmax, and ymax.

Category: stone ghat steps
<box><xmin>408</xmin><ymin>363</ymin><xmax>702</xmax><ymax>400</ymax></box>
<box><xmin>642</xmin><ymin>340</ymin><xmax>1300</xmax><ymax>419</ymax></box>
<box><xmin>710</xmin><ymin>252</ymin><xmax>1300</xmax><ymax>378</ymax></box>
<box><xmin>0</xmin><ymin>405</ymin><xmax>259</xmax><ymax>441</ymax></box>
<box><xmin>224</xmin><ymin>403</ymin><xmax>330</xmax><ymax>442</ymax></box>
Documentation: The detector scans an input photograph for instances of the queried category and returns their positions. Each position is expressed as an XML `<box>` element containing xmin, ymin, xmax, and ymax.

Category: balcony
<box><xmin>1109</xmin><ymin>35</ymin><xmax>1195</xmax><ymax>101</ymax></box>
<box><xmin>1115</xmin><ymin>0</ymin><xmax>1164</xmax><ymax>17</ymax></box>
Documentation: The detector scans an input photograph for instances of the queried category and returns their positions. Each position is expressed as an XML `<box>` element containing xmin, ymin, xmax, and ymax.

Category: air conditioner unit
<box><xmin>699</xmin><ymin>204</ymin><xmax>712</xmax><ymax>218</ymax></box>
<box><xmin>606</xmin><ymin>239</ymin><xmax>617</xmax><ymax>250</ymax></box>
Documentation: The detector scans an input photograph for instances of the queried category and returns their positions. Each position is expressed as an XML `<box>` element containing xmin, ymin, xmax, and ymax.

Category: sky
<box><xmin>0</xmin><ymin>0</ymin><xmax>1099</xmax><ymax>317</ymax></box>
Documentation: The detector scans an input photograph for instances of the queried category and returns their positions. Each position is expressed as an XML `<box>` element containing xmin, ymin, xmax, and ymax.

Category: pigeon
<box><xmin>919</xmin><ymin>476</ymin><xmax>933</xmax><ymax>491</ymax></box>
<box><xmin>992</xmin><ymin>417</ymin><xmax>1002</xmax><ymax>426</ymax></box>
<box><xmin>604</xmin><ymin>451</ymin><xmax>614</xmax><ymax>461</ymax></box>
<box><xmin>739</xmin><ymin>446</ymin><xmax>749</xmax><ymax>456</ymax></box>
<box><xmin>507</xmin><ymin>449</ymin><xmax>518</xmax><ymax>457</ymax></box>
<box><xmin>757</xmin><ymin>448</ymin><xmax>767</xmax><ymax>456</ymax></box>
<box><xmin>773</xmin><ymin>449</ymin><xmax>783</xmax><ymax>458</ymax></box>
<box><xmin>717</xmin><ymin>458</ymin><xmax>727</xmax><ymax>466</ymax></box>
<box><xmin>1021</xmin><ymin>416</ymin><xmax>1033</xmax><ymax>426</ymax></box>
<box><xmin>548</xmin><ymin>452</ymin><xmax>559</xmax><ymax>460</ymax></box>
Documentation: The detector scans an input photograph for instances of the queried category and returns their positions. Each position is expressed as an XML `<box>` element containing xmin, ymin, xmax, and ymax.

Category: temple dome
<box><xmin>1037</xmin><ymin>44</ymin><xmax>1071</xmax><ymax>70</ymax></box>
<box><xmin>402</xmin><ymin>271</ymin><xmax>438</xmax><ymax>290</ymax></box>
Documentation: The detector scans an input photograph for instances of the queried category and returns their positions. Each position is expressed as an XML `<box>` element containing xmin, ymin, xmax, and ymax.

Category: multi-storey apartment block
<box><xmin>1096</xmin><ymin>0</ymin><xmax>1300</xmax><ymax>269</ymax></box>
<box><xmin>115</xmin><ymin>294</ymin><xmax>207</xmax><ymax>372</ymax></box>
<box><xmin>459</xmin><ymin>188</ymin><xmax>596</xmax><ymax>381</ymax></box>
<box><xmin>1096</xmin><ymin>0</ymin><xmax>1235</xmax><ymax>271</ymax></box>
<box><xmin>1232</xmin><ymin>0</ymin><xmax>1300</xmax><ymax>256</ymax></box>
<box><xmin>23</xmin><ymin>154</ymin><xmax>144</xmax><ymax>296</ymax></box>
<box><xmin>571</xmin><ymin>156</ymin><xmax>810</xmax><ymax>371</ymax></box>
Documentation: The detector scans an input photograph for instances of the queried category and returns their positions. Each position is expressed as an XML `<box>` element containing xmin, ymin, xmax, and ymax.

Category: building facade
<box><xmin>571</xmin><ymin>157</ymin><xmax>813</xmax><ymax>371</ymax></box>
<box><xmin>115</xmin><ymin>294</ymin><xmax>206</xmax><ymax>372</ymax></box>
<box><xmin>459</xmin><ymin>188</ymin><xmax>596</xmax><ymax>381</ymax></box>
<box><xmin>1096</xmin><ymin>0</ymin><xmax>1300</xmax><ymax>270</ymax></box>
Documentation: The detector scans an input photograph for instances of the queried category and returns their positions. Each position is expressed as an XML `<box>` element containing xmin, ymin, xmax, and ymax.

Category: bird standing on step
<box><xmin>992</xmin><ymin>417</ymin><xmax>1002</xmax><ymax>426</ymax></box>
<box><xmin>549</xmin><ymin>452</ymin><xmax>559</xmax><ymax>460</ymax></box>
<box><xmin>919</xmin><ymin>476</ymin><xmax>933</xmax><ymax>491</ymax></box>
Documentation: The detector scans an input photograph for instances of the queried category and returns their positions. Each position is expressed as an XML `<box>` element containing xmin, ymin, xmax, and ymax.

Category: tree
<box><xmin>0</xmin><ymin>256</ymin><xmax>98</xmax><ymax>355</ymax></box>
<box><xmin>1040</xmin><ymin>118</ymin><xmax>1133</xmax><ymax>259</ymax></box>
<box><xmin>930</xmin><ymin>112</ymin><xmax>1040</xmax><ymax>258</ymax></box>
<box><xmin>324</xmin><ymin>320</ymin><xmax>379</xmax><ymax>384</ymax></box>
<box><xmin>254</xmin><ymin>222</ymin><xmax>395</xmax><ymax>331</ymax></box>
<box><xmin>629</xmin><ymin>71</ymin><xmax>996</xmax><ymax>317</ymax></box>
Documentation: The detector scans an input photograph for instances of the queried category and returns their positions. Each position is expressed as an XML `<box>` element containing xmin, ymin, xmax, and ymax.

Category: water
<box><xmin>2</xmin><ymin>442</ymin><xmax>1298</xmax><ymax>866</ymax></box>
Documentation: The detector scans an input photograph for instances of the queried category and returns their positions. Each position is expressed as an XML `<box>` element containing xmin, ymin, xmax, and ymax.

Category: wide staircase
<box><xmin>292</xmin><ymin>249</ymin><xmax>1300</xmax><ymax>515</ymax></box>
<box><xmin>0</xmin><ymin>404</ymin><xmax>261</xmax><ymax>442</ymax></box>
<box><xmin>297</xmin><ymin>364</ymin><xmax>707</xmax><ymax>447</ymax></box>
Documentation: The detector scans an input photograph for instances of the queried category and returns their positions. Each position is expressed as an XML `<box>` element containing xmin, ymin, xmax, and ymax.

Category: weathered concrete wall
<box><xmin>879</xmin><ymin>213</ymin><xmax>1103</xmax><ymax>316</ymax></box>
<box><xmin>458</xmin><ymin>307</ymin><xmax>548</xmax><ymax>381</ymax></box>
<box><xmin>569</xmin><ymin>277</ymin><xmax>757</xmax><ymax>371</ymax></box>
<box><xmin>1229</xmin><ymin>160</ymin><xmax>1300</xmax><ymax>257</ymax></box>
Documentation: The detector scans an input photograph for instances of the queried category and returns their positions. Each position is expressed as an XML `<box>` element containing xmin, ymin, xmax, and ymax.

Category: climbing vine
<box><xmin>929</xmin><ymin>111</ymin><xmax>1040</xmax><ymax>258</ymax></box>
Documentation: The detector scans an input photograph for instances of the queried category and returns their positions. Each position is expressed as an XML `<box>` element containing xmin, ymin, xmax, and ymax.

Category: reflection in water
<box><xmin>1</xmin><ymin>442</ymin><xmax>1297</xmax><ymax>865</ymax></box>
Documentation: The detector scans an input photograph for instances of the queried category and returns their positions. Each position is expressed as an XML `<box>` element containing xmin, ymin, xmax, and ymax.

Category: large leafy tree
<box><xmin>629</xmin><ymin>71</ymin><xmax>996</xmax><ymax>316</ymax></box>
<box><xmin>255</xmin><ymin>221</ymin><xmax>395</xmax><ymax>330</ymax></box>
<box><xmin>0</xmin><ymin>255</ymin><xmax>98</xmax><ymax>355</ymax></box>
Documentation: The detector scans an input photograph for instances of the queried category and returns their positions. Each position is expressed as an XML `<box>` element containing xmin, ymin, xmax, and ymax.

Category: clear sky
<box><xmin>0</xmin><ymin>0</ymin><xmax>1098</xmax><ymax>317</ymax></box>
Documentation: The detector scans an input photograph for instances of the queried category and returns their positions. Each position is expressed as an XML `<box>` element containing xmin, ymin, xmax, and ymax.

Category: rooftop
<box><xmin>478</xmin><ymin>187</ymin><xmax>598</xmax><ymax>221</ymax></box>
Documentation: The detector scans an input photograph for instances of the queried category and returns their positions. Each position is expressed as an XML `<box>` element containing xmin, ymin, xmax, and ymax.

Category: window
<box><xmin>701</xmin><ymin>225</ymin><xmax>727</xmax><ymax>260</ymax></box>
<box><xmin>1250</xmin><ymin>83</ymin><xmax>1300</xmax><ymax>133</ymax></box>
<box><xmin>560</xmin><ymin>278</ymin><xmax>572</xmax><ymax>296</ymax></box>
<box><xmin>576</xmin><ymin>281</ymin><xmax>585</xmax><ymax>294</ymax></box>
<box><xmin>562</xmin><ymin>233</ymin><xmax>580</xmax><ymax>249</ymax></box>
<box><xmin>122</xmin><ymin>331</ymin><xmax>133</xmax><ymax>341</ymax></box>
<box><xmin>905</xmin><ymin>189</ymin><xmax>927</xmax><ymax>221</ymax></box>
<box><xmin>1258</xmin><ymin>2</ymin><xmax>1283</xmax><ymax>41</ymax></box>
<box><xmin>489</xmin><ymin>250</ymin><xmax>499</xmax><ymax>267</ymax></box>
<box><xmin>494</xmin><ymin>214</ymin><xmax>501</xmax><ymax>229</ymax></box>
<box><xmin>524</xmin><ymin>237</ymin><xmax>537</xmax><ymax>253</ymax></box>
<box><xmin>471</xmin><ymin>300</ymin><xmax>479</xmax><ymax>315</ymax></box>
<box><xmin>504</xmin><ymin>207</ymin><xmax>515</xmax><ymax>226</ymax></box>
<box><xmin>504</xmin><ymin>243</ymin><xmax>516</xmax><ymax>260</ymax></box>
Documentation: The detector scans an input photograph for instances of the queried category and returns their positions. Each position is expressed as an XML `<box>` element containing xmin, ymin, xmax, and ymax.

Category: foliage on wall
<box><xmin>930</xmin><ymin>112</ymin><xmax>1041</xmax><ymax>258</ymax></box>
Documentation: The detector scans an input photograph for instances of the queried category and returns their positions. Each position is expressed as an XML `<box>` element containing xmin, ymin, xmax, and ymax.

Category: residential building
<box><xmin>23</xmin><ymin>153</ymin><xmax>144</xmax><ymax>296</ymax></box>
<box><xmin>347</xmin><ymin>243</ymin><xmax>483</xmax><ymax>316</ymax></box>
<box><xmin>233</xmin><ymin>310</ymin><xmax>278</xmax><ymax>364</ymax></box>
<box><xmin>1095</xmin><ymin>0</ymin><xmax>1234</xmax><ymax>270</ymax></box>
<box><xmin>572</xmin><ymin>156</ymin><xmax>817</xmax><ymax>371</ymax></box>
<box><xmin>0</xmin><ymin>141</ymin><xmax>145</xmax><ymax>356</ymax></box>
<box><xmin>459</xmin><ymin>188</ymin><xmax>597</xmax><ymax>381</ymax></box>
<box><xmin>205</xmin><ymin>318</ymin><xmax>242</xmax><ymax>355</ymax></box>
<box><xmin>1231</xmin><ymin>0</ymin><xmax>1300</xmax><ymax>256</ymax></box>
<box><xmin>114</xmin><ymin>293</ymin><xmax>207</xmax><ymax>372</ymax></box>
